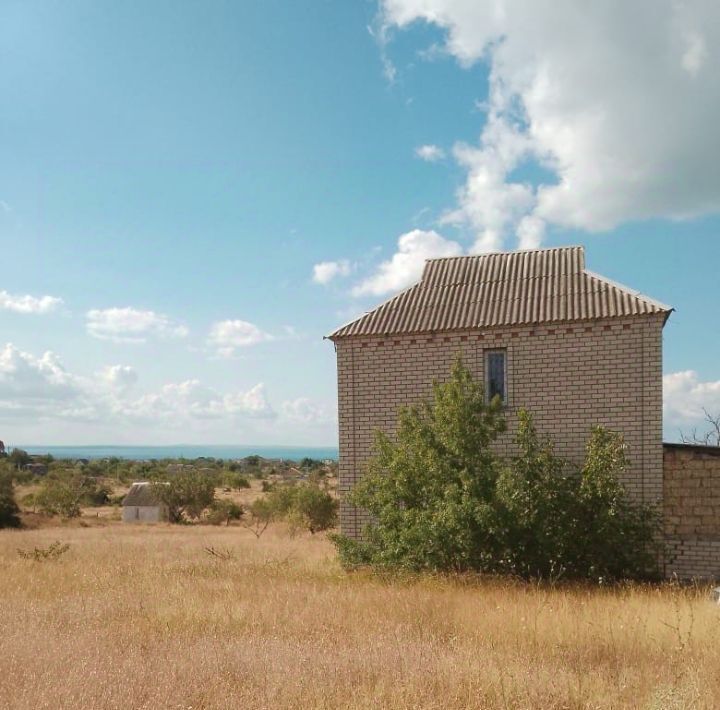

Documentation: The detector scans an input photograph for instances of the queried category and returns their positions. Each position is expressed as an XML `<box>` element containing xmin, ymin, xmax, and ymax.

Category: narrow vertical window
<box><xmin>485</xmin><ymin>350</ymin><xmax>507</xmax><ymax>403</ymax></box>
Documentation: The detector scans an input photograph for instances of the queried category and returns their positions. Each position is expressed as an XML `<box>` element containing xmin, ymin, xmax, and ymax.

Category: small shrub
<box><xmin>17</xmin><ymin>541</ymin><xmax>70</xmax><ymax>561</ymax></box>
<box><xmin>241</xmin><ymin>497</ymin><xmax>275</xmax><ymax>538</ymax></box>
<box><xmin>264</xmin><ymin>483</ymin><xmax>338</xmax><ymax>534</ymax></box>
<box><xmin>206</xmin><ymin>499</ymin><xmax>244</xmax><ymax>526</ymax></box>
<box><xmin>223</xmin><ymin>471</ymin><xmax>250</xmax><ymax>490</ymax></box>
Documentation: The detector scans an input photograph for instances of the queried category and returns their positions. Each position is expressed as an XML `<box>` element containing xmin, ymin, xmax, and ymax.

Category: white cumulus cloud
<box><xmin>382</xmin><ymin>0</ymin><xmax>720</xmax><ymax>249</ymax></box>
<box><xmin>0</xmin><ymin>342</ymin><xmax>277</xmax><ymax>428</ymax></box>
<box><xmin>352</xmin><ymin>229</ymin><xmax>462</xmax><ymax>296</ymax></box>
<box><xmin>312</xmin><ymin>260</ymin><xmax>352</xmax><ymax>285</ymax></box>
<box><xmin>415</xmin><ymin>144</ymin><xmax>446</xmax><ymax>162</ymax></box>
<box><xmin>86</xmin><ymin>307</ymin><xmax>188</xmax><ymax>343</ymax></box>
<box><xmin>0</xmin><ymin>343</ymin><xmax>80</xmax><ymax>403</ymax></box>
<box><xmin>664</xmin><ymin>370</ymin><xmax>720</xmax><ymax>436</ymax></box>
<box><xmin>127</xmin><ymin>380</ymin><xmax>275</xmax><ymax>421</ymax></box>
<box><xmin>0</xmin><ymin>290</ymin><xmax>63</xmax><ymax>315</ymax></box>
<box><xmin>280</xmin><ymin>397</ymin><xmax>334</xmax><ymax>425</ymax></box>
<box><xmin>208</xmin><ymin>319</ymin><xmax>273</xmax><ymax>357</ymax></box>
<box><xmin>98</xmin><ymin>365</ymin><xmax>138</xmax><ymax>393</ymax></box>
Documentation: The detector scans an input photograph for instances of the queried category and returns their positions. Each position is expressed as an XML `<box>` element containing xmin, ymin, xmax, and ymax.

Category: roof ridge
<box><xmin>425</xmin><ymin>245</ymin><xmax>585</xmax><ymax>263</ymax></box>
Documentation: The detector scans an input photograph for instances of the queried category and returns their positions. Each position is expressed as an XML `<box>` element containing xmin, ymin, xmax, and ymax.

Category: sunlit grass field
<box><xmin>0</xmin><ymin>522</ymin><xmax>718</xmax><ymax>709</ymax></box>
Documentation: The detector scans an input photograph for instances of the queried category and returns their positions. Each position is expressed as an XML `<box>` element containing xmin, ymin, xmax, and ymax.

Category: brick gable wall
<box><xmin>335</xmin><ymin>314</ymin><xmax>665</xmax><ymax>540</ymax></box>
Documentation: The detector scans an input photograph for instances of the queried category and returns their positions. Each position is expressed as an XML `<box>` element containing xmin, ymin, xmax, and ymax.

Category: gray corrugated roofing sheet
<box><xmin>328</xmin><ymin>246</ymin><xmax>672</xmax><ymax>339</ymax></box>
<box><xmin>122</xmin><ymin>482</ymin><xmax>162</xmax><ymax>507</ymax></box>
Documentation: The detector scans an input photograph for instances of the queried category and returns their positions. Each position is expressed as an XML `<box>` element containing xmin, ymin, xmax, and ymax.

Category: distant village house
<box><xmin>122</xmin><ymin>482</ymin><xmax>168</xmax><ymax>523</ymax></box>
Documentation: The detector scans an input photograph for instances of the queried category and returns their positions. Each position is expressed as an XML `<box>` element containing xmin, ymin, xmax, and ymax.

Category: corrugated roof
<box><xmin>123</xmin><ymin>482</ymin><xmax>163</xmax><ymax>507</ymax></box>
<box><xmin>328</xmin><ymin>246</ymin><xmax>672</xmax><ymax>339</ymax></box>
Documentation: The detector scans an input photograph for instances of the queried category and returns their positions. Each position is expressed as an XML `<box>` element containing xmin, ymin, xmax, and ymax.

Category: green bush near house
<box><xmin>264</xmin><ymin>482</ymin><xmax>338</xmax><ymax>534</ymax></box>
<box><xmin>333</xmin><ymin>359</ymin><xmax>660</xmax><ymax>582</ymax></box>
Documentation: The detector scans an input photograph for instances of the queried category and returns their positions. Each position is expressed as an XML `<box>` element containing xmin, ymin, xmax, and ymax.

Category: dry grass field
<box><xmin>0</xmin><ymin>522</ymin><xmax>719</xmax><ymax>709</ymax></box>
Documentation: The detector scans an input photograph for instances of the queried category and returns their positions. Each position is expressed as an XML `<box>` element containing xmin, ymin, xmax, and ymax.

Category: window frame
<box><xmin>484</xmin><ymin>348</ymin><xmax>508</xmax><ymax>405</ymax></box>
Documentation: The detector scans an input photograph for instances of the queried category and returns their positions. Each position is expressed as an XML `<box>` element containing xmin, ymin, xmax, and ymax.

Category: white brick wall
<box><xmin>335</xmin><ymin>314</ymin><xmax>666</xmax><ymax>540</ymax></box>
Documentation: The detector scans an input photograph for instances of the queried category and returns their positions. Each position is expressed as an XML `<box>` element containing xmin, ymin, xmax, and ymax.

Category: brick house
<box><xmin>328</xmin><ymin>246</ymin><xmax>720</xmax><ymax>578</ymax></box>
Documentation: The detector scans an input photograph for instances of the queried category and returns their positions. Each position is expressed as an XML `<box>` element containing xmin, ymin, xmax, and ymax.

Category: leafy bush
<box><xmin>264</xmin><ymin>483</ymin><xmax>338</xmax><ymax>534</ymax></box>
<box><xmin>223</xmin><ymin>471</ymin><xmax>251</xmax><ymax>490</ymax></box>
<box><xmin>242</xmin><ymin>497</ymin><xmax>274</xmax><ymax>538</ymax></box>
<box><xmin>8</xmin><ymin>448</ymin><xmax>30</xmax><ymax>470</ymax></box>
<box><xmin>492</xmin><ymin>411</ymin><xmax>660</xmax><ymax>581</ymax></box>
<box><xmin>35</xmin><ymin>478</ymin><xmax>81</xmax><ymax>518</ymax></box>
<box><xmin>333</xmin><ymin>359</ymin><xmax>660</xmax><ymax>582</ymax></box>
<box><xmin>34</xmin><ymin>473</ymin><xmax>110</xmax><ymax>518</ymax></box>
<box><xmin>206</xmin><ymin>499</ymin><xmax>244</xmax><ymax>526</ymax></box>
<box><xmin>152</xmin><ymin>470</ymin><xmax>216</xmax><ymax>522</ymax></box>
<box><xmin>0</xmin><ymin>471</ymin><xmax>21</xmax><ymax>528</ymax></box>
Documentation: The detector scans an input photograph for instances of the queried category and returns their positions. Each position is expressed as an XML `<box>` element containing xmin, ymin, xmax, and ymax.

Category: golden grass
<box><xmin>0</xmin><ymin>523</ymin><xmax>718</xmax><ymax>709</ymax></box>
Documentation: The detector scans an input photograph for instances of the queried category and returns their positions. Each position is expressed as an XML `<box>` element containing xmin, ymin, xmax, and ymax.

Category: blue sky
<box><xmin>1</xmin><ymin>0</ymin><xmax>718</xmax><ymax>446</ymax></box>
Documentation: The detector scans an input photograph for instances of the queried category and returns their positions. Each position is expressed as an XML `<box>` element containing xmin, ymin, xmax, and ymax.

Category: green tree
<box><xmin>286</xmin><ymin>483</ymin><xmax>337</xmax><ymax>534</ymax></box>
<box><xmin>35</xmin><ymin>478</ymin><xmax>82</xmax><ymax>518</ymax></box>
<box><xmin>206</xmin><ymin>499</ymin><xmax>244</xmax><ymax>526</ymax></box>
<box><xmin>242</xmin><ymin>497</ymin><xmax>274</xmax><ymax>538</ymax></box>
<box><xmin>265</xmin><ymin>482</ymin><xmax>338</xmax><ymax>534</ymax></box>
<box><xmin>0</xmin><ymin>471</ymin><xmax>21</xmax><ymax>528</ymax></box>
<box><xmin>334</xmin><ymin>358</ymin><xmax>506</xmax><ymax>571</ymax></box>
<box><xmin>9</xmin><ymin>448</ymin><xmax>30</xmax><ymax>470</ymax></box>
<box><xmin>222</xmin><ymin>471</ymin><xmax>251</xmax><ymax>490</ymax></box>
<box><xmin>152</xmin><ymin>470</ymin><xmax>216</xmax><ymax>522</ymax></box>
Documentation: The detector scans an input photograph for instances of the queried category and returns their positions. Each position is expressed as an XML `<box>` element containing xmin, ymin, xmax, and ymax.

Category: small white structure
<box><xmin>122</xmin><ymin>482</ymin><xmax>168</xmax><ymax>523</ymax></box>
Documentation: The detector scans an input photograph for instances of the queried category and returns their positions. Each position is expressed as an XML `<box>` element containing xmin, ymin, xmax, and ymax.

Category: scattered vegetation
<box><xmin>17</xmin><ymin>540</ymin><xmax>70</xmax><ymax>561</ymax></box>
<box><xmin>33</xmin><ymin>473</ymin><xmax>110</xmax><ymax>519</ymax></box>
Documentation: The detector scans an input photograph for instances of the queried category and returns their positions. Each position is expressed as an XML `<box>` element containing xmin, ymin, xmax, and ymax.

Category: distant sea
<box><xmin>18</xmin><ymin>444</ymin><xmax>339</xmax><ymax>462</ymax></box>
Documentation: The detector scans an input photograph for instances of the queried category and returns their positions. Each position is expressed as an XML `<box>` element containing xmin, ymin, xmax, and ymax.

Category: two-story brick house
<box><xmin>328</xmin><ymin>246</ymin><xmax>673</xmax><ymax>543</ymax></box>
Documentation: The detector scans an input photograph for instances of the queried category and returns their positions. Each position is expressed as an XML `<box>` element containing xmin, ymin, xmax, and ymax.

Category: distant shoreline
<box><xmin>16</xmin><ymin>444</ymin><xmax>339</xmax><ymax>462</ymax></box>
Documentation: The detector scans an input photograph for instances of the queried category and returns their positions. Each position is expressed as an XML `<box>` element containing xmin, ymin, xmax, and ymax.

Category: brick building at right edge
<box><xmin>328</xmin><ymin>245</ymin><xmax>720</xmax><ymax>579</ymax></box>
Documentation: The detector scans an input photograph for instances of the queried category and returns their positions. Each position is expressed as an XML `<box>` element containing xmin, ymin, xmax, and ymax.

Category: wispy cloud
<box><xmin>0</xmin><ymin>290</ymin><xmax>63</xmax><ymax>315</ymax></box>
<box><xmin>86</xmin><ymin>307</ymin><xmax>189</xmax><ymax>343</ymax></box>
<box><xmin>208</xmin><ymin>319</ymin><xmax>273</xmax><ymax>357</ymax></box>
<box><xmin>415</xmin><ymin>144</ymin><xmax>445</xmax><ymax>162</ymax></box>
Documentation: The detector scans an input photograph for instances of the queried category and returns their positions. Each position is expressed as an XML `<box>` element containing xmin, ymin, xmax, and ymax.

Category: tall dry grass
<box><xmin>0</xmin><ymin>523</ymin><xmax>718</xmax><ymax>709</ymax></box>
